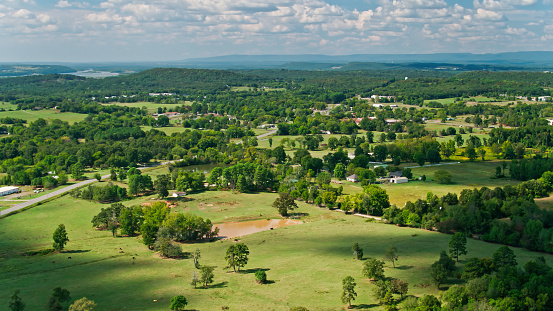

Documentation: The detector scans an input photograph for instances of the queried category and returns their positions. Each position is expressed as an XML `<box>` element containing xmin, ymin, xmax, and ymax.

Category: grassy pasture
<box><xmin>0</xmin><ymin>102</ymin><xmax>19</xmax><ymax>111</ymax></box>
<box><xmin>380</xmin><ymin>160</ymin><xmax>519</xmax><ymax>206</ymax></box>
<box><xmin>0</xmin><ymin>109</ymin><xmax>87</xmax><ymax>124</ymax></box>
<box><xmin>0</xmin><ymin>192</ymin><xmax>550</xmax><ymax>310</ymax></box>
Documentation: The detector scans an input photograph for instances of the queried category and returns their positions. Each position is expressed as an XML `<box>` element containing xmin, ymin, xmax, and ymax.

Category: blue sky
<box><xmin>1</xmin><ymin>0</ymin><xmax>552</xmax><ymax>62</ymax></box>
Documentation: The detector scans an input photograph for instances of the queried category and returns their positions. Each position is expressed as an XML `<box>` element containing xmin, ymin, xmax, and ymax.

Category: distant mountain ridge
<box><xmin>179</xmin><ymin>52</ymin><xmax>553</xmax><ymax>69</ymax></box>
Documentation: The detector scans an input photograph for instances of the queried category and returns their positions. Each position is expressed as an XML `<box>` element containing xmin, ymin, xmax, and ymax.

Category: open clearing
<box><xmin>0</xmin><ymin>190</ymin><xmax>550</xmax><ymax>310</ymax></box>
<box><xmin>0</xmin><ymin>109</ymin><xmax>87</xmax><ymax>124</ymax></box>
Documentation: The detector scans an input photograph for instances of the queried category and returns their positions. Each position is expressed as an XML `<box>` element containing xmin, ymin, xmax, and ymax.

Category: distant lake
<box><xmin>66</xmin><ymin>70</ymin><xmax>120</xmax><ymax>78</ymax></box>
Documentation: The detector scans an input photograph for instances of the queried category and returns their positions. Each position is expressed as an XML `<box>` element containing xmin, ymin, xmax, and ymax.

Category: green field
<box><xmin>0</xmin><ymin>102</ymin><xmax>19</xmax><ymax>111</ymax></box>
<box><xmin>0</xmin><ymin>191</ymin><xmax>550</xmax><ymax>310</ymax></box>
<box><xmin>382</xmin><ymin>161</ymin><xmax>518</xmax><ymax>206</ymax></box>
<box><xmin>0</xmin><ymin>109</ymin><xmax>87</xmax><ymax>124</ymax></box>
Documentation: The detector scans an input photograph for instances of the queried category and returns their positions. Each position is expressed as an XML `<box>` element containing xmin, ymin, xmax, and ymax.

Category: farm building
<box><xmin>390</xmin><ymin>177</ymin><xmax>408</xmax><ymax>184</ymax></box>
<box><xmin>0</xmin><ymin>186</ymin><xmax>20</xmax><ymax>196</ymax></box>
<box><xmin>346</xmin><ymin>174</ymin><xmax>359</xmax><ymax>182</ymax></box>
<box><xmin>172</xmin><ymin>191</ymin><xmax>187</xmax><ymax>198</ymax></box>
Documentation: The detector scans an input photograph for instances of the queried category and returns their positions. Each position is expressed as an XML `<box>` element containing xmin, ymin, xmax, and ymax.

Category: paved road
<box><xmin>0</xmin><ymin>177</ymin><xmax>106</xmax><ymax>216</ymax></box>
<box><xmin>257</xmin><ymin>129</ymin><xmax>277</xmax><ymax>140</ymax></box>
<box><xmin>0</xmin><ymin>130</ymin><xmax>277</xmax><ymax>217</ymax></box>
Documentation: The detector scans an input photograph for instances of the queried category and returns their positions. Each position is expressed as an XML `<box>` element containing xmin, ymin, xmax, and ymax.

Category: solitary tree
<box><xmin>225</xmin><ymin>243</ymin><xmax>250</xmax><ymax>272</ymax></box>
<box><xmin>169</xmin><ymin>295</ymin><xmax>188</xmax><ymax>311</ymax></box>
<box><xmin>52</xmin><ymin>224</ymin><xmax>69</xmax><ymax>252</ymax></box>
<box><xmin>352</xmin><ymin>243</ymin><xmax>363</xmax><ymax>260</ymax></box>
<box><xmin>448</xmin><ymin>232</ymin><xmax>468</xmax><ymax>262</ymax></box>
<box><xmin>272</xmin><ymin>192</ymin><xmax>299</xmax><ymax>217</ymax></box>
<box><xmin>434</xmin><ymin>170</ymin><xmax>452</xmax><ymax>184</ymax></box>
<box><xmin>200</xmin><ymin>266</ymin><xmax>214</xmax><ymax>288</ymax></box>
<box><xmin>190</xmin><ymin>271</ymin><xmax>200</xmax><ymax>288</ymax></box>
<box><xmin>192</xmin><ymin>248</ymin><xmax>201</xmax><ymax>268</ymax></box>
<box><xmin>384</xmin><ymin>246</ymin><xmax>398</xmax><ymax>268</ymax></box>
<box><xmin>391</xmin><ymin>279</ymin><xmax>409</xmax><ymax>299</ymax></box>
<box><xmin>9</xmin><ymin>290</ymin><xmax>25</xmax><ymax>311</ymax></box>
<box><xmin>341</xmin><ymin>276</ymin><xmax>357</xmax><ymax>309</ymax></box>
<box><xmin>46</xmin><ymin>287</ymin><xmax>71</xmax><ymax>311</ymax></box>
<box><xmin>68</xmin><ymin>297</ymin><xmax>97</xmax><ymax>311</ymax></box>
<box><xmin>362</xmin><ymin>259</ymin><xmax>385</xmax><ymax>281</ymax></box>
<box><xmin>255</xmin><ymin>270</ymin><xmax>267</xmax><ymax>284</ymax></box>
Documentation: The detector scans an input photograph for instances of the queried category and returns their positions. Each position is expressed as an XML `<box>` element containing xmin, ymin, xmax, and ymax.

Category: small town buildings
<box><xmin>0</xmin><ymin>186</ymin><xmax>20</xmax><ymax>196</ymax></box>
<box><xmin>346</xmin><ymin>174</ymin><xmax>359</xmax><ymax>182</ymax></box>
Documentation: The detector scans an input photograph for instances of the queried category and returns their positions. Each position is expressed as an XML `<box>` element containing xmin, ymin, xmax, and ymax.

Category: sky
<box><xmin>1</xmin><ymin>0</ymin><xmax>553</xmax><ymax>62</ymax></box>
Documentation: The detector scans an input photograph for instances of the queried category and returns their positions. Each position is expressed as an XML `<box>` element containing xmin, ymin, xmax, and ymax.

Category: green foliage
<box><xmin>9</xmin><ymin>290</ymin><xmax>25</xmax><ymax>311</ymax></box>
<box><xmin>225</xmin><ymin>243</ymin><xmax>250</xmax><ymax>272</ymax></box>
<box><xmin>341</xmin><ymin>276</ymin><xmax>357</xmax><ymax>308</ymax></box>
<box><xmin>384</xmin><ymin>246</ymin><xmax>398</xmax><ymax>268</ymax></box>
<box><xmin>52</xmin><ymin>224</ymin><xmax>69</xmax><ymax>252</ymax></box>
<box><xmin>430</xmin><ymin>251</ymin><xmax>456</xmax><ymax>288</ymax></box>
<box><xmin>362</xmin><ymin>185</ymin><xmax>390</xmax><ymax>216</ymax></box>
<box><xmin>255</xmin><ymin>270</ymin><xmax>267</xmax><ymax>284</ymax></box>
<box><xmin>154</xmin><ymin>174</ymin><xmax>172</xmax><ymax>198</ymax></box>
<box><xmin>46</xmin><ymin>287</ymin><xmax>71</xmax><ymax>311</ymax></box>
<box><xmin>362</xmin><ymin>259</ymin><xmax>385</xmax><ymax>280</ymax></box>
<box><xmin>352</xmin><ymin>243</ymin><xmax>363</xmax><ymax>260</ymax></box>
<box><xmin>169</xmin><ymin>295</ymin><xmax>188</xmax><ymax>311</ymax></box>
<box><xmin>448</xmin><ymin>232</ymin><xmax>468</xmax><ymax>262</ymax></box>
<box><xmin>433</xmin><ymin>169</ymin><xmax>452</xmax><ymax>184</ymax></box>
<box><xmin>200</xmin><ymin>266</ymin><xmax>215</xmax><ymax>288</ymax></box>
<box><xmin>492</xmin><ymin>245</ymin><xmax>517</xmax><ymax>269</ymax></box>
<box><xmin>68</xmin><ymin>297</ymin><xmax>97</xmax><ymax>311</ymax></box>
<box><xmin>417</xmin><ymin>295</ymin><xmax>441</xmax><ymax>311</ymax></box>
<box><xmin>272</xmin><ymin>192</ymin><xmax>299</xmax><ymax>217</ymax></box>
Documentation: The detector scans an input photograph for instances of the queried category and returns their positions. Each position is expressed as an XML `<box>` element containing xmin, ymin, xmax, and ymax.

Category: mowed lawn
<box><xmin>1</xmin><ymin>190</ymin><xmax>551</xmax><ymax>310</ymax></box>
<box><xmin>0</xmin><ymin>109</ymin><xmax>87</xmax><ymax>124</ymax></box>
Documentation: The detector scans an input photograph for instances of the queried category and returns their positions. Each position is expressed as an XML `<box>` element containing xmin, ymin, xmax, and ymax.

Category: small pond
<box><xmin>215</xmin><ymin>219</ymin><xmax>303</xmax><ymax>238</ymax></box>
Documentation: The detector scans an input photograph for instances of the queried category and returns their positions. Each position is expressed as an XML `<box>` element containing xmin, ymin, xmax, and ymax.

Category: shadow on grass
<box><xmin>64</xmin><ymin>249</ymin><xmax>91</xmax><ymax>254</ymax></box>
<box><xmin>395</xmin><ymin>265</ymin><xmax>414</xmax><ymax>270</ymax></box>
<box><xmin>240</xmin><ymin>268</ymin><xmax>271</xmax><ymax>274</ymax></box>
<box><xmin>351</xmin><ymin>303</ymin><xmax>379</xmax><ymax>309</ymax></box>
<box><xmin>208</xmin><ymin>281</ymin><xmax>228</xmax><ymax>289</ymax></box>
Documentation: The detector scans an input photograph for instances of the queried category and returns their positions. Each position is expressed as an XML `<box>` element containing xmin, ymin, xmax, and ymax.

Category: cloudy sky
<box><xmin>1</xmin><ymin>0</ymin><xmax>552</xmax><ymax>62</ymax></box>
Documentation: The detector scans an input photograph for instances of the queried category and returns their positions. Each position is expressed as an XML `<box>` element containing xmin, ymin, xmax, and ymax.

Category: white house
<box><xmin>172</xmin><ymin>191</ymin><xmax>187</xmax><ymax>198</ymax></box>
<box><xmin>390</xmin><ymin>177</ymin><xmax>408</xmax><ymax>184</ymax></box>
<box><xmin>0</xmin><ymin>186</ymin><xmax>20</xmax><ymax>196</ymax></box>
<box><xmin>346</xmin><ymin>174</ymin><xmax>359</xmax><ymax>182</ymax></box>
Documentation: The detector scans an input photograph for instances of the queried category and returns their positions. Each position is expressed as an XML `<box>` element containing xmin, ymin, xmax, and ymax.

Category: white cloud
<box><xmin>86</xmin><ymin>12</ymin><xmax>123</xmax><ymax>23</ymax></box>
<box><xmin>473</xmin><ymin>8</ymin><xmax>505</xmax><ymax>20</ymax></box>
<box><xmin>55</xmin><ymin>1</ymin><xmax>71</xmax><ymax>8</ymax></box>
<box><xmin>12</xmin><ymin>8</ymin><xmax>31</xmax><ymax>18</ymax></box>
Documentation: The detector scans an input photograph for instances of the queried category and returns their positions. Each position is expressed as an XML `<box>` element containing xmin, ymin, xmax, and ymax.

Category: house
<box><xmin>346</xmin><ymin>174</ymin><xmax>359</xmax><ymax>182</ymax></box>
<box><xmin>388</xmin><ymin>171</ymin><xmax>403</xmax><ymax>178</ymax></box>
<box><xmin>390</xmin><ymin>177</ymin><xmax>408</xmax><ymax>184</ymax></box>
<box><xmin>172</xmin><ymin>191</ymin><xmax>187</xmax><ymax>198</ymax></box>
<box><xmin>0</xmin><ymin>186</ymin><xmax>20</xmax><ymax>196</ymax></box>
